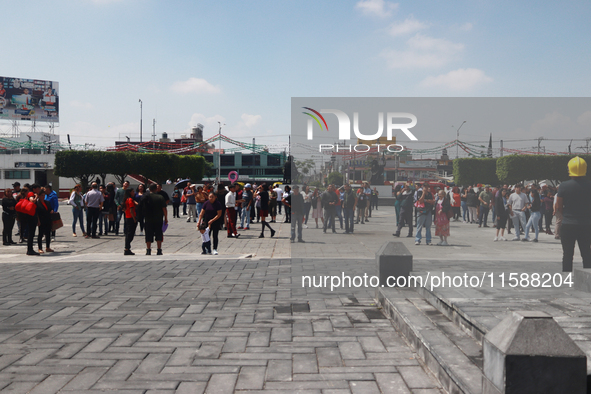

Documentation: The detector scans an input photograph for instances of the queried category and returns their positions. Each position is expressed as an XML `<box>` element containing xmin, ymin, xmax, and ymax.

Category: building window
<box><xmin>5</xmin><ymin>170</ymin><xmax>31</xmax><ymax>180</ymax></box>
<box><xmin>267</xmin><ymin>155</ymin><xmax>281</xmax><ymax>166</ymax></box>
<box><xmin>220</xmin><ymin>155</ymin><xmax>235</xmax><ymax>167</ymax></box>
<box><xmin>203</xmin><ymin>155</ymin><xmax>214</xmax><ymax>163</ymax></box>
<box><xmin>242</xmin><ymin>155</ymin><xmax>260</xmax><ymax>167</ymax></box>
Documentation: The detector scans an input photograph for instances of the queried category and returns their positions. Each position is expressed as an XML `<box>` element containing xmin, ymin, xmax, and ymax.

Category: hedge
<box><xmin>453</xmin><ymin>158</ymin><xmax>499</xmax><ymax>186</ymax></box>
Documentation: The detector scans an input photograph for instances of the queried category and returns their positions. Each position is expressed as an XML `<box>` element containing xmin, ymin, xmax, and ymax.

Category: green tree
<box><xmin>295</xmin><ymin>159</ymin><xmax>315</xmax><ymax>182</ymax></box>
<box><xmin>496</xmin><ymin>154</ymin><xmax>591</xmax><ymax>184</ymax></box>
<box><xmin>453</xmin><ymin>158</ymin><xmax>499</xmax><ymax>186</ymax></box>
<box><xmin>327</xmin><ymin>171</ymin><xmax>343</xmax><ymax>186</ymax></box>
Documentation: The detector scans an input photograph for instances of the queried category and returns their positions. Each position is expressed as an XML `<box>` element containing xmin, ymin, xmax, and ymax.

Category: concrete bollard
<box><xmin>376</xmin><ymin>242</ymin><xmax>412</xmax><ymax>287</ymax></box>
<box><xmin>482</xmin><ymin>311</ymin><xmax>586</xmax><ymax>394</ymax></box>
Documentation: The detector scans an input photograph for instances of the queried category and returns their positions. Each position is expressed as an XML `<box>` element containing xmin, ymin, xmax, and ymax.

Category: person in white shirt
<box><xmin>274</xmin><ymin>185</ymin><xmax>284</xmax><ymax>215</ymax></box>
<box><xmin>225</xmin><ymin>184</ymin><xmax>239</xmax><ymax>238</ymax></box>
<box><xmin>507</xmin><ymin>184</ymin><xmax>528</xmax><ymax>240</ymax></box>
<box><xmin>199</xmin><ymin>223</ymin><xmax>211</xmax><ymax>254</ymax></box>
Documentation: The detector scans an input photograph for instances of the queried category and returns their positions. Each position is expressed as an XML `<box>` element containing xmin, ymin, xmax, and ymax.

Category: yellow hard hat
<box><xmin>568</xmin><ymin>156</ymin><xmax>587</xmax><ymax>177</ymax></box>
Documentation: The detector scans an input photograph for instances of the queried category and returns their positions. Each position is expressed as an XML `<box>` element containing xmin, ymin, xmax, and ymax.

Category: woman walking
<box><xmin>135</xmin><ymin>183</ymin><xmax>146</xmax><ymax>235</ymax></box>
<box><xmin>311</xmin><ymin>188</ymin><xmax>323</xmax><ymax>228</ymax></box>
<box><xmin>124</xmin><ymin>188</ymin><xmax>138</xmax><ymax>255</ymax></box>
<box><xmin>16</xmin><ymin>188</ymin><xmax>29</xmax><ymax>244</ymax></box>
<box><xmin>435</xmin><ymin>190</ymin><xmax>451</xmax><ymax>246</ymax></box>
<box><xmin>303</xmin><ymin>186</ymin><xmax>312</xmax><ymax>227</ymax></box>
<box><xmin>451</xmin><ymin>187</ymin><xmax>461</xmax><ymax>221</ymax></box>
<box><xmin>36</xmin><ymin>187</ymin><xmax>54</xmax><ymax>253</ymax></box>
<box><xmin>494</xmin><ymin>189</ymin><xmax>508</xmax><ymax>241</ymax></box>
<box><xmin>2</xmin><ymin>188</ymin><xmax>17</xmax><ymax>245</ymax></box>
<box><xmin>257</xmin><ymin>184</ymin><xmax>275</xmax><ymax>238</ymax></box>
<box><xmin>198</xmin><ymin>192</ymin><xmax>223</xmax><ymax>255</ymax></box>
<box><xmin>186</xmin><ymin>184</ymin><xmax>197</xmax><ymax>222</ymax></box>
<box><xmin>69</xmin><ymin>184</ymin><xmax>86</xmax><ymax>237</ymax></box>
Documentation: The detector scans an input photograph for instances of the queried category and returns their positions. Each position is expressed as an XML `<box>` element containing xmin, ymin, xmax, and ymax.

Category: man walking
<box><xmin>142</xmin><ymin>184</ymin><xmax>168</xmax><ymax>255</ymax></box>
<box><xmin>414</xmin><ymin>184</ymin><xmax>434</xmax><ymax>245</ymax></box>
<box><xmin>507</xmin><ymin>184</ymin><xmax>528</xmax><ymax>241</ymax></box>
<box><xmin>290</xmin><ymin>185</ymin><xmax>305</xmax><ymax>243</ymax></box>
<box><xmin>225</xmin><ymin>184</ymin><xmax>239</xmax><ymax>238</ymax></box>
<box><xmin>556</xmin><ymin>157</ymin><xmax>591</xmax><ymax>271</ymax></box>
<box><xmin>84</xmin><ymin>182</ymin><xmax>104</xmax><ymax>239</ymax></box>
<box><xmin>393</xmin><ymin>183</ymin><xmax>414</xmax><ymax>238</ymax></box>
<box><xmin>343</xmin><ymin>183</ymin><xmax>357</xmax><ymax>234</ymax></box>
<box><xmin>478</xmin><ymin>186</ymin><xmax>493</xmax><ymax>227</ymax></box>
<box><xmin>114</xmin><ymin>181</ymin><xmax>129</xmax><ymax>236</ymax></box>
<box><xmin>322</xmin><ymin>184</ymin><xmax>338</xmax><ymax>234</ymax></box>
<box><xmin>239</xmin><ymin>184</ymin><xmax>253</xmax><ymax>230</ymax></box>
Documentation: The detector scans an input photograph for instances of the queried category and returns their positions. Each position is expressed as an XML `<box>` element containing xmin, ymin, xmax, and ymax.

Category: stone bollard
<box><xmin>376</xmin><ymin>242</ymin><xmax>412</xmax><ymax>287</ymax></box>
<box><xmin>482</xmin><ymin>311</ymin><xmax>586</xmax><ymax>394</ymax></box>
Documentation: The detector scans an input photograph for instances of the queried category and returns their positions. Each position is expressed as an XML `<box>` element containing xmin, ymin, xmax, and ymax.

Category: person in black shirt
<box><xmin>414</xmin><ymin>185</ymin><xmax>434</xmax><ymax>245</ymax></box>
<box><xmin>556</xmin><ymin>157</ymin><xmax>591</xmax><ymax>271</ymax></box>
<box><xmin>394</xmin><ymin>184</ymin><xmax>414</xmax><ymax>238</ymax></box>
<box><xmin>321</xmin><ymin>185</ymin><xmax>338</xmax><ymax>234</ymax></box>
<box><xmin>36</xmin><ymin>187</ymin><xmax>54</xmax><ymax>253</ymax></box>
<box><xmin>523</xmin><ymin>187</ymin><xmax>541</xmax><ymax>242</ymax></box>
<box><xmin>343</xmin><ymin>184</ymin><xmax>357</xmax><ymax>234</ymax></box>
<box><xmin>2</xmin><ymin>188</ymin><xmax>17</xmax><ymax>245</ymax></box>
<box><xmin>257</xmin><ymin>184</ymin><xmax>275</xmax><ymax>238</ymax></box>
<box><xmin>290</xmin><ymin>185</ymin><xmax>305</xmax><ymax>242</ymax></box>
<box><xmin>198</xmin><ymin>192</ymin><xmax>223</xmax><ymax>255</ymax></box>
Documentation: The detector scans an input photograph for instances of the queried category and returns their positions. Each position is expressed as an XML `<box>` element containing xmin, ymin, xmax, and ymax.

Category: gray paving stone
<box><xmin>338</xmin><ymin>342</ymin><xmax>366</xmax><ymax>360</ymax></box>
<box><xmin>374</xmin><ymin>373</ymin><xmax>412</xmax><ymax>394</ymax></box>
<box><xmin>28</xmin><ymin>374</ymin><xmax>75</xmax><ymax>394</ymax></box>
<box><xmin>349</xmin><ymin>380</ymin><xmax>382</xmax><ymax>394</ymax></box>
<box><xmin>266</xmin><ymin>359</ymin><xmax>292</xmax><ymax>382</ymax></box>
<box><xmin>293</xmin><ymin>353</ymin><xmax>319</xmax><ymax>374</ymax></box>
<box><xmin>316</xmin><ymin>348</ymin><xmax>343</xmax><ymax>367</ymax></box>
<box><xmin>397</xmin><ymin>367</ymin><xmax>437</xmax><ymax>389</ymax></box>
<box><xmin>235</xmin><ymin>366</ymin><xmax>266</xmax><ymax>390</ymax></box>
<box><xmin>204</xmin><ymin>373</ymin><xmax>238</xmax><ymax>394</ymax></box>
<box><xmin>60</xmin><ymin>367</ymin><xmax>109</xmax><ymax>391</ymax></box>
<box><xmin>176</xmin><ymin>381</ymin><xmax>207</xmax><ymax>394</ymax></box>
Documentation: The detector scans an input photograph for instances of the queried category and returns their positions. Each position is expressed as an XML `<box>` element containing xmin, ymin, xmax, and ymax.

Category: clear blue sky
<box><xmin>1</xmin><ymin>0</ymin><xmax>590</xmax><ymax>152</ymax></box>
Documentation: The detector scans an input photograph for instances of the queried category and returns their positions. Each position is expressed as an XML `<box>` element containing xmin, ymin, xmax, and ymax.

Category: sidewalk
<box><xmin>0</xmin><ymin>205</ymin><xmax>445</xmax><ymax>393</ymax></box>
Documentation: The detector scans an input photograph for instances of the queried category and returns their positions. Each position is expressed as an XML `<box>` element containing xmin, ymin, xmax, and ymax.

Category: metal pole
<box><xmin>500</xmin><ymin>140</ymin><xmax>503</xmax><ymax>157</ymax></box>
<box><xmin>456</xmin><ymin>121</ymin><xmax>466</xmax><ymax>159</ymax></box>
<box><xmin>139</xmin><ymin>99</ymin><xmax>143</xmax><ymax>143</ymax></box>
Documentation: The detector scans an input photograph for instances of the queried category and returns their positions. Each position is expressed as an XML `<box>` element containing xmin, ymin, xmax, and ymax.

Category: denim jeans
<box><xmin>344</xmin><ymin>207</ymin><xmax>355</xmax><ymax>233</ymax></box>
<box><xmin>524</xmin><ymin>211</ymin><xmax>541</xmax><ymax>240</ymax></box>
<box><xmin>71</xmin><ymin>207</ymin><xmax>85</xmax><ymax>234</ymax></box>
<box><xmin>478</xmin><ymin>205</ymin><xmax>490</xmax><ymax>226</ymax></box>
<box><xmin>461</xmin><ymin>201</ymin><xmax>468</xmax><ymax>221</ymax></box>
<box><xmin>415</xmin><ymin>213</ymin><xmax>432</xmax><ymax>244</ymax></box>
<box><xmin>241</xmin><ymin>206</ymin><xmax>251</xmax><ymax>228</ymax></box>
<box><xmin>99</xmin><ymin>211</ymin><xmax>109</xmax><ymax>234</ymax></box>
<box><xmin>115</xmin><ymin>209</ymin><xmax>126</xmax><ymax>234</ymax></box>
<box><xmin>511</xmin><ymin>211</ymin><xmax>526</xmax><ymax>238</ymax></box>
<box><xmin>335</xmin><ymin>205</ymin><xmax>343</xmax><ymax>228</ymax></box>
<box><xmin>291</xmin><ymin>213</ymin><xmax>303</xmax><ymax>241</ymax></box>
<box><xmin>196</xmin><ymin>203</ymin><xmax>203</xmax><ymax>218</ymax></box>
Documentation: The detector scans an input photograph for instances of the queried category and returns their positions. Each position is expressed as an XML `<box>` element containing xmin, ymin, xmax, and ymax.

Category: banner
<box><xmin>0</xmin><ymin>76</ymin><xmax>59</xmax><ymax>122</ymax></box>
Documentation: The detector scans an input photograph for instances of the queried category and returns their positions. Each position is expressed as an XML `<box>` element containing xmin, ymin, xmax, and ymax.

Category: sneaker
<box><xmin>139</xmin><ymin>231</ymin><xmax>144</xmax><ymax>236</ymax></box>
<box><xmin>298</xmin><ymin>239</ymin><xmax>306</xmax><ymax>243</ymax></box>
<box><xmin>493</xmin><ymin>237</ymin><xmax>498</xmax><ymax>242</ymax></box>
<box><xmin>290</xmin><ymin>239</ymin><xmax>295</xmax><ymax>243</ymax></box>
<box><xmin>533</xmin><ymin>238</ymin><xmax>538</xmax><ymax>243</ymax></box>
<box><xmin>522</xmin><ymin>238</ymin><xmax>530</xmax><ymax>242</ymax></box>
<box><xmin>393</xmin><ymin>233</ymin><xmax>400</xmax><ymax>237</ymax></box>
<box><xmin>187</xmin><ymin>219</ymin><xmax>191</xmax><ymax>222</ymax></box>
<box><xmin>303</xmin><ymin>224</ymin><xmax>308</xmax><ymax>229</ymax></box>
<box><xmin>512</xmin><ymin>237</ymin><xmax>520</xmax><ymax>241</ymax></box>
<box><xmin>415</xmin><ymin>241</ymin><xmax>420</xmax><ymax>245</ymax></box>
<box><xmin>437</xmin><ymin>241</ymin><xmax>443</xmax><ymax>246</ymax></box>
<box><xmin>483</xmin><ymin>225</ymin><xmax>489</xmax><ymax>228</ymax></box>
<box><xmin>237</xmin><ymin>226</ymin><xmax>243</xmax><ymax>230</ymax></box>
<box><xmin>245</xmin><ymin>227</ymin><xmax>250</xmax><ymax>230</ymax></box>
<box><xmin>213</xmin><ymin>249</ymin><xmax>218</xmax><ymax>255</ymax></box>
<box><xmin>500</xmin><ymin>236</ymin><xmax>507</xmax><ymax>241</ymax></box>
<box><xmin>73</xmin><ymin>233</ymin><xmax>77</xmax><ymax>237</ymax></box>
<box><xmin>202</xmin><ymin>251</ymin><xmax>208</xmax><ymax>254</ymax></box>
<box><xmin>441</xmin><ymin>241</ymin><xmax>449</xmax><ymax>246</ymax></box>
<box><xmin>406</xmin><ymin>234</ymin><xmax>413</xmax><ymax>238</ymax></box>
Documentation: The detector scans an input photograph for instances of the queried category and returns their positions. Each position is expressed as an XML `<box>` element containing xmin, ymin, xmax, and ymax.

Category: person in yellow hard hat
<box><xmin>555</xmin><ymin>156</ymin><xmax>591</xmax><ymax>272</ymax></box>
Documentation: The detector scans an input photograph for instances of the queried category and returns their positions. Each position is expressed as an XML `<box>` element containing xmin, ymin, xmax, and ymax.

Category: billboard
<box><xmin>0</xmin><ymin>76</ymin><xmax>59</xmax><ymax>122</ymax></box>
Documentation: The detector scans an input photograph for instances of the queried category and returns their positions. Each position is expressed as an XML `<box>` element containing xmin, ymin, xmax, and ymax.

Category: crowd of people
<box><xmin>2</xmin><ymin>156</ymin><xmax>590</xmax><ymax>272</ymax></box>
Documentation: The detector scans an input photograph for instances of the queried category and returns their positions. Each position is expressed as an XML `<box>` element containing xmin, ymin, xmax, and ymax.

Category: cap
<box><xmin>245</xmin><ymin>183</ymin><xmax>252</xmax><ymax>188</ymax></box>
<box><xmin>12</xmin><ymin>182</ymin><xmax>20</xmax><ymax>187</ymax></box>
<box><xmin>568</xmin><ymin>156</ymin><xmax>587</xmax><ymax>177</ymax></box>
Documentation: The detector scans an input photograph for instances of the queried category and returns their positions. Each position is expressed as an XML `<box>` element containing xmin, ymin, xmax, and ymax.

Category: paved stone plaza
<box><xmin>0</xmin><ymin>202</ymin><xmax>589</xmax><ymax>393</ymax></box>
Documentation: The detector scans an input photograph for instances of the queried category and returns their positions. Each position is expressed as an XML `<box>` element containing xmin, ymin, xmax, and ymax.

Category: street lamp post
<box><xmin>217</xmin><ymin>121</ymin><xmax>225</xmax><ymax>186</ymax></box>
<box><xmin>455</xmin><ymin>121</ymin><xmax>466</xmax><ymax>159</ymax></box>
<box><xmin>139</xmin><ymin>99</ymin><xmax>143</xmax><ymax>143</ymax></box>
